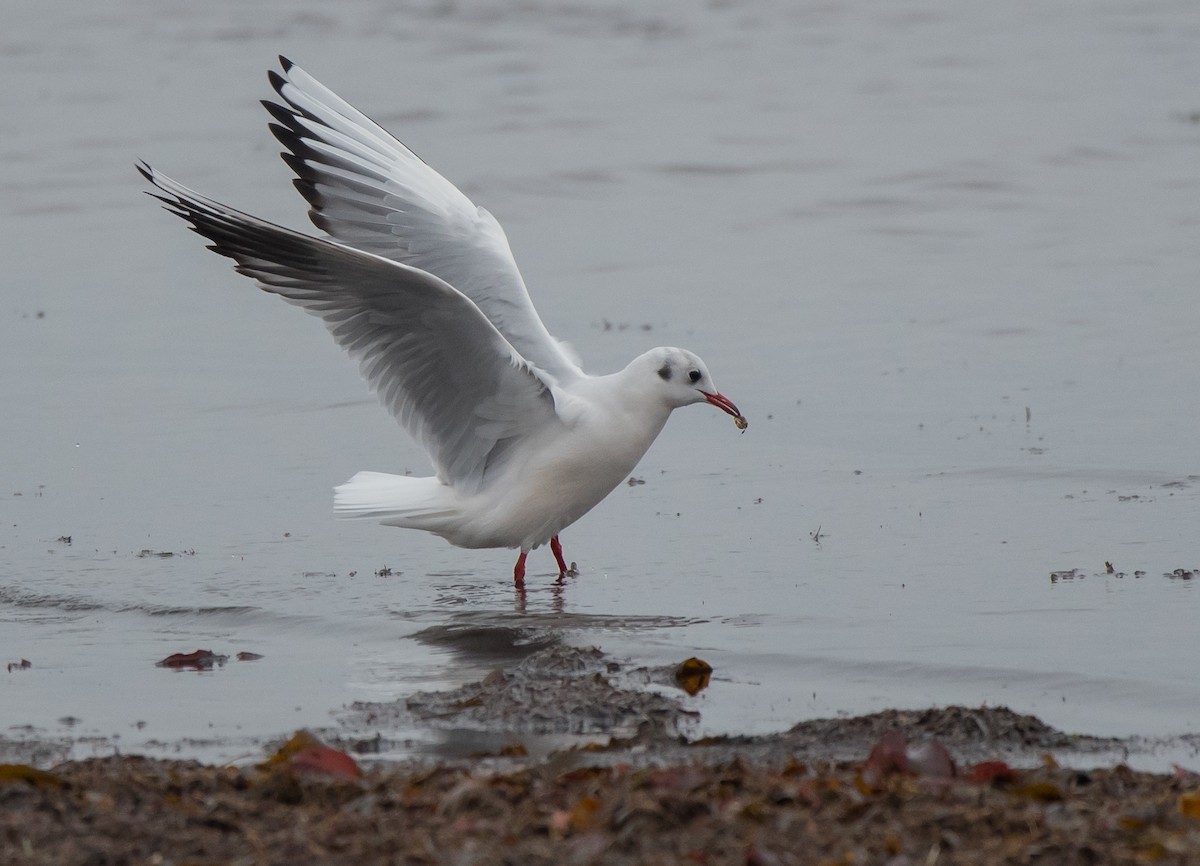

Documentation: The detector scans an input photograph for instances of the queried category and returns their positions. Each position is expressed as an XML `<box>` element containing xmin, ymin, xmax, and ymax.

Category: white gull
<box><xmin>139</xmin><ymin>57</ymin><xmax>745</xmax><ymax>586</ymax></box>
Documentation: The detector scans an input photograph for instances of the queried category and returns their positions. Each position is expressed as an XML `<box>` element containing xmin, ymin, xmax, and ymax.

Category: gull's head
<box><xmin>639</xmin><ymin>347</ymin><xmax>746</xmax><ymax>428</ymax></box>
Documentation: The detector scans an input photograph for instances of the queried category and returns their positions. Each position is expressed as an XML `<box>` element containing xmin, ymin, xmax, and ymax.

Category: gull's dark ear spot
<box><xmin>657</xmin><ymin>364</ymin><xmax>672</xmax><ymax>382</ymax></box>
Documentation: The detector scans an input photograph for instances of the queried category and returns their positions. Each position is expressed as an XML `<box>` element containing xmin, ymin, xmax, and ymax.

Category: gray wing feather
<box><xmin>264</xmin><ymin>57</ymin><xmax>584</xmax><ymax>384</ymax></box>
<box><xmin>139</xmin><ymin>162</ymin><xmax>558</xmax><ymax>493</ymax></box>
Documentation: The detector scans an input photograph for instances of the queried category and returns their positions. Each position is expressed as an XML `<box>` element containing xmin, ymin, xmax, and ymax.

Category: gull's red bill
<box><xmin>702</xmin><ymin>391</ymin><xmax>748</xmax><ymax>430</ymax></box>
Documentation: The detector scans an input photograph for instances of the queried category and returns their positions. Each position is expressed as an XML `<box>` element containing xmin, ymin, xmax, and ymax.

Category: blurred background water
<box><xmin>1</xmin><ymin>0</ymin><xmax>1198</xmax><ymax>766</ymax></box>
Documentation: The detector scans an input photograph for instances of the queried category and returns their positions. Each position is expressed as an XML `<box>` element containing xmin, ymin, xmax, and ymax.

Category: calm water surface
<box><xmin>2</xmin><ymin>0</ymin><xmax>1198</xmax><ymax>767</ymax></box>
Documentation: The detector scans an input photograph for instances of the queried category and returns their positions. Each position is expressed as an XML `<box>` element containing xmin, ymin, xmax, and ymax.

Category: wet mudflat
<box><xmin>4</xmin><ymin>646</ymin><xmax>1200</xmax><ymax>865</ymax></box>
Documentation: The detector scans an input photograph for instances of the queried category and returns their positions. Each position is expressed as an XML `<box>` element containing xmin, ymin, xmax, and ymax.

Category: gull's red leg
<box><xmin>513</xmin><ymin>551</ymin><xmax>527</xmax><ymax>586</ymax></box>
<box><xmin>550</xmin><ymin>535</ymin><xmax>568</xmax><ymax>575</ymax></box>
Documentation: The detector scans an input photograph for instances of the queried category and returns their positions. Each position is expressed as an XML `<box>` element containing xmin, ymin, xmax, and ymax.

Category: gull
<box><xmin>138</xmin><ymin>57</ymin><xmax>745</xmax><ymax>586</ymax></box>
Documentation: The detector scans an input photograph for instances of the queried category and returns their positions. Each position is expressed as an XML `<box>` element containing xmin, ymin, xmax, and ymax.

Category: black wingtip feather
<box><xmin>267</xmin><ymin>120</ymin><xmax>295</xmax><ymax>144</ymax></box>
<box><xmin>278</xmin><ymin>55</ymin><xmax>294</xmax><ymax>72</ymax></box>
<box><xmin>280</xmin><ymin>152</ymin><xmax>311</xmax><ymax>176</ymax></box>
<box><xmin>146</xmin><ymin>191</ymin><xmax>179</xmax><ymax>210</ymax></box>
<box><xmin>263</xmin><ymin>100</ymin><xmax>297</xmax><ymax>129</ymax></box>
<box><xmin>292</xmin><ymin>177</ymin><xmax>318</xmax><ymax>199</ymax></box>
<box><xmin>270</xmin><ymin>127</ymin><xmax>333</xmax><ymax>168</ymax></box>
<box><xmin>269</xmin><ymin>124</ymin><xmax>310</xmax><ymax>163</ymax></box>
<box><xmin>281</xmin><ymin>159</ymin><xmax>325</xmax><ymax>200</ymax></box>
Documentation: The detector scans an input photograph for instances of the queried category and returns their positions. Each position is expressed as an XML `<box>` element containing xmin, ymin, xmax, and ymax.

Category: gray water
<box><xmin>2</xmin><ymin>0</ymin><xmax>1198</xmax><ymax>767</ymax></box>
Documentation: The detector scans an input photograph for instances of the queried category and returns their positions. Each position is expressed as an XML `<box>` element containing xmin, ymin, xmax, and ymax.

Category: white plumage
<box><xmin>140</xmin><ymin>57</ymin><xmax>744</xmax><ymax>585</ymax></box>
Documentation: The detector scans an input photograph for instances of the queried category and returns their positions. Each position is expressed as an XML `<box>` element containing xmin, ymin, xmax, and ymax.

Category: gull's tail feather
<box><xmin>334</xmin><ymin>471</ymin><xmax>458</xmax><ymax>526</ymax></box>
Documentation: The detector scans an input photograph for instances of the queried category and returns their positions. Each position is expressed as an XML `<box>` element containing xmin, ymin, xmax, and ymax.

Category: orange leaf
<box><xmin>1016</xmin><ymin>782</ymin><xmax>1063</xmax><ymax>802</ymax></box>
<box><xmin>0</xmin><ymin>764</ymin><xmax>60</xmax><ymax>787</ymax></box>
<box><xmin>674</xmin><ymin>657</ymin><xmax>713</xmax><ymax>696</ymax></box>
<box><xmin>261</xmin><ymin>730</ymin><xmax>325</xmax><ymax>768</ymax></box>
<box><xmin>569</xmin><ymin>796</ymin><xmax>602</xmax><ymax>831</ymax></box>
<box><xmin>1180</xmin><ymin>790</ymin><xmax>1200</xmax><ymax>820</ymax></box>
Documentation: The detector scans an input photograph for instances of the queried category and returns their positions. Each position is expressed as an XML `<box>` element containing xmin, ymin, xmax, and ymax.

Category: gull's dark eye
<box><xmin>688</xmin><ymin>369</ymin><xmax>701</xmax><ymax>384</ymax></box>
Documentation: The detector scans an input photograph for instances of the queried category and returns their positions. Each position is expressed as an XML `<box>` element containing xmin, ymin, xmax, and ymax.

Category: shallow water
<box><xmin>2</xmin><ymin>0</ymin><xmax>1198</xmax><ymax>768</ymax></box>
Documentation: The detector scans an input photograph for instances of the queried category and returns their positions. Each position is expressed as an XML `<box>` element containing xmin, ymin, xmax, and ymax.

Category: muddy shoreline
<box><xmin>4</xmin><ymin>646</ymin><xmax>1200</xmax><ymax>864</ymax></box>
<box><xmin>7</xmin><ymin>643</ymin><xmax>1196</xmax><ymax>773</ymax></box>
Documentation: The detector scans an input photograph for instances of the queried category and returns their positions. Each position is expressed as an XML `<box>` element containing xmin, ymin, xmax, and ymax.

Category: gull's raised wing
<box><xmin>263</xmin><ymin>57</ymin><xmax>584</xmax><ymax>385</ymax></box>
<box><xmin>139</xmin><ymin>163</ymin><xmax>559</xmax><ymax>494</ymax></box>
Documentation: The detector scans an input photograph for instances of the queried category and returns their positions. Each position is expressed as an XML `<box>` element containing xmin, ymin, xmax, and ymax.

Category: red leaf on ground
<box><xmin>860</xmin><ymin>730</ymin><xmax>909</xmax><ymax>787</ymax></box>
<box><xmin>288</xmin><ymin>744</ymin><xmax>362</xmax><ymax>780</ymax></box>
<box><xmin>156</xmin><ymin>650</ymin><xmax>228</xmax><ymax>670</ymax></box>
<box><xmin>907</xmin><ymin>739</ymin><xmax>956</xmax><ymax>780</ymax></box>
<box><xmin>966</xmin><ymin>761</ymin><xmax>1019</xmax><ymax>784</ymax></box>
